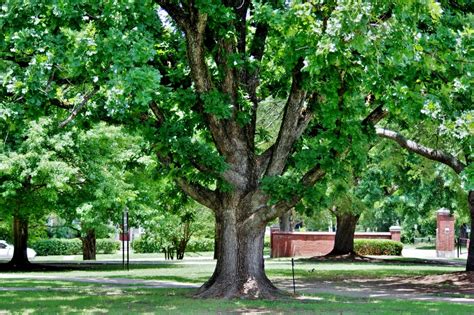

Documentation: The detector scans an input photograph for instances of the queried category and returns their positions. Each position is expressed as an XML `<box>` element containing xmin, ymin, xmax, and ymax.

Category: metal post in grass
<box><xmin>291</xmin><ymin>258</ymin><xmax>296</xmax><ymax>294</ymax></box>
<box><xmin>126</xmin><ymin>207</ymin><xmax>129</xmax><ymax>271</ymax></box>
<box><xmin>122</xmin><ymin>210</ymin><xmax>125</xmax><ymax>270</ymax></box>
<box><xmin>457</xmin><ymin>237</ymin><xmax>460</xmax><ymax>258</ymax></box>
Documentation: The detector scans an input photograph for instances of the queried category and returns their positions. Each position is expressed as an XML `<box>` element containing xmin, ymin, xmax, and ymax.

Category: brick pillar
<box><xmin>389</xmin><ymin>226</ymin><xmax>401</xmax><ymax>242</ymax></box>
<box><xmin>436</xmin><ymin>208</ymin><xmax>455</xmax><ymax>258</ymax></box>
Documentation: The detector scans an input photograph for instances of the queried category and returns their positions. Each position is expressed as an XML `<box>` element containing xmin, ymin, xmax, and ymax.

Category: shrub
<box><xmin>354</xmin><ymin>239</ymin><xmax>403</xmax><ymax>256</ymax></box>
<box><xmin>264</xmin><ymin>236</ymin><xmax>270</xmax><ymax>250</ymax></box>
<box><xmin>96</xmin><ymin>239</ymin><xmax>120</xmax><ymax>254</ymax></box>
<box><xmin>32</xmin><ymin>238</ymin><xmax>120</xmax><ymax>256</ymax></box>
<box><xmin>132</xmin><ymin>236</ymin><xmax>162</xmax><ymax>253</ymax></box>
<box><xmin>186</xmin><ymin>237</ymin><xmax>214</xmax><ymax>252</ymax></box>
<box><xmin>31</xmin><ymin>238</ymin><xmax>82</xmax><ymax>256</ymax></box>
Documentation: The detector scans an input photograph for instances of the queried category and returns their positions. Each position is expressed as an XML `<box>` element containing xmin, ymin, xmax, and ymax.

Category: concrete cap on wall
<box><xmin>389</xmin><ymin>226</ymin><xmax>401</xmax><ymax>232</ymax></box>
<box><xmin>436</xmin><ymin>208</ymin><xmax>451</xmax><ymax>215</ymax></box>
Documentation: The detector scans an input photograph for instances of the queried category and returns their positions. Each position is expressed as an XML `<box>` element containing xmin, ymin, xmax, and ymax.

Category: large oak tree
<box><xmin>2</xmin><ymin>0</ymin><xmax>471</xmax><ymax>297</ymax></box>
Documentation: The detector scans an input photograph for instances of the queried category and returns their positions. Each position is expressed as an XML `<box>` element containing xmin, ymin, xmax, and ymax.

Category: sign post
<box><xmin>122</xmin><ymin>207</ymin><xmax>130</xmax><ymax>271</ymax></box>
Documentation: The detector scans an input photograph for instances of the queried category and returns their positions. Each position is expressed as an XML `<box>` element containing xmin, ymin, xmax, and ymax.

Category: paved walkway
<box><xmin>402</xmin><ymin>248</ymin><xmax>468</xmax><ymax>260</ymax></box>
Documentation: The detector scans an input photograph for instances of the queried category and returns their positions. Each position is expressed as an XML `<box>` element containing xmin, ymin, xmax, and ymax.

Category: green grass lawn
<box><xmin>2</xmin><ymin>259</ymin><xmax>462</xmax><ymax>284</ymax></box>
<box><xmin>0</xmin><ymin>257</ymin><xmax>471</xmax><ymax>314</ymax></box>
<box><xmin>0</xmin><ymin>285</ymin><xmax>473</xmax><ymax>314</ymax></box>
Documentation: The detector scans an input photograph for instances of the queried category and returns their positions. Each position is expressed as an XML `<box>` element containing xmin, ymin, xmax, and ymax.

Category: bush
<box><xmin>264</xmin><ymin>236</ymin><xmax>270</xmax><ymax>250</ymax></box>
<box><xmin>31</xmin><ymin>238</ymin><xmax>82</xmax><ymax>256</ymax></box>
<box><xmin>354</xmin><ymin>239</ymin><xmax>403</xmax><ymax>256</ymax></box>
<box><xmin>32</xmin><ymin>238</ymin><xmax>120</xmax><ymax>256</ymax></box>
<box><xmin>132</xmin><ymin>237</ymin><xmax>162</xmax><ymax>253</ymax></box>
<box><xmin>96</xmin><ymin>239</ymin><xmax>120</xmax><ymax>254</ymax></box>
<box><xmin>187</xmin><ymin>237</ymin><xmax>214</xmax><ymax>252</ymax></box>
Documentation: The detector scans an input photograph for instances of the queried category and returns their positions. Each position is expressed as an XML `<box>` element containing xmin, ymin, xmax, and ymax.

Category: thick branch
<box><xmin>376</xmin><ymin>128</ymin><xmax>466</xmax><ymax>174</ymax></box>
<box><xmin>176</xmin><ymin>178</ymin><xmax>220</xmax><ymax>211</ymax></box>
<box><xmin>262</xmin><ymin>165</ymin><xmax>326</xmax><ymax>222</ymax></box>
<box><xmin>149</xmin><ymin>101</ymin><xmax>165</xmax><ymax>125</ymax></box>
<box><xmin>265</xmin><ymin>59</ymin><xmax>308</xmax><ymax>177</ymax></box>
<box><xmin>58</xmin><ymin>89</ymin><xmax>98</xmax><ymax>128</ymax></box>
<box><xmin>362</xmin><ymin>104</ymin><xmax>388</xmax><ymax>128</ymax></box>
<box><xmin>156</xmin><ymin>1</ymin><xmax>189</xmax><ymax>30</ymax></box>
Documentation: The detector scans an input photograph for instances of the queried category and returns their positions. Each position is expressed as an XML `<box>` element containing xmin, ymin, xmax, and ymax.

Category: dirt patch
<box><xmin>369</xmin><ymin>271</ymin><xmax>474</xmax><ymax>295</ymax></box>
<box><xmin>287</xmin><ymin>271</ymin><xmax>474</xmax><ymax>298</ymax></box>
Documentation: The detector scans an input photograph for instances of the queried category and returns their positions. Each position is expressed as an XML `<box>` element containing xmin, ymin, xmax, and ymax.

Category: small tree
<box><xmin>59</xmin><ymin>123</ymin><xmax>150</xmax><ymax>260</ymax></box>
<box><xmin>0</xmin><ymin>118</ymin><xmax>79</xmax><ymax>267</ymax></box>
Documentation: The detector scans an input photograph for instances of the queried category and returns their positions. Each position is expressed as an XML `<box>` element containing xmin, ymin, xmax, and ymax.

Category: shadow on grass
<box><xmin>0</xmin><ymin>261</ymin><xmax>179</xmax><ymax>273</ymax></box>
<box><xmin>300</xmin><ymin>255</ymin><xmax>466</xmax><ymax>267</ymax></box>
<box><xmin>0</xmin><ymin>287</ymin><xmax>473</xmax><ymax>314</ymax></box>
<box><xmin>110</xmin><ymin>275</ymin><xmax>210</xmax><ymax>284</ymax></box>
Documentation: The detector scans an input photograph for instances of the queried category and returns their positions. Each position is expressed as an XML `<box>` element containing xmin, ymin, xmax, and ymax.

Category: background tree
<box><xmin>373</xmin><ymin>1</ymin><xmax>472</xmax><ymax>270</ymax></box>
<box><xmin>0</xmin><ymin>118</ymin><xmax>79</xmax><ymax>267</ymax></box>
<box><xmin>324</xmin><ymin>176</ymin><xmax>367</xmax><ymax>256</ymax></box>
<box><xmin>58</xmin><ymin>123</ymin><xmax>150</xmax><ymax>260</ymax></box>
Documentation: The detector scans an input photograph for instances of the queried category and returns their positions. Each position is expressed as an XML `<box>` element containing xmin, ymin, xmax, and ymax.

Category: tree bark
<box><xmin>328</xmin><ymin>212</ymin><xmax>360</xmax><ymax>256</ymax></box>
<box><xmin>196</xmin><ymin>209</ymin><xmax>283</xmax><ymax>299</ymax></box>
<box><xmin>9</xmin><ymin>215</ymin><xmax>30</xmax><ymax>267</ymax></box>
<box><xmin>467</xmin><ymin>191</ymin><xmax>474</xmax><ymax>272</ymax></box>
<box><xmin>82</xmin><ymin>229</ymin><xmax>96</xmax><ymax>261</ymax></box>
<box><xmin>213</xmin><ymin>218</ymin><xmax>222</xmax><ymax>260</ymax></box>
<box><xmin>279</xmin><ymin>210</ymin><xmax>293</xmax><ymax>232</ymax></box>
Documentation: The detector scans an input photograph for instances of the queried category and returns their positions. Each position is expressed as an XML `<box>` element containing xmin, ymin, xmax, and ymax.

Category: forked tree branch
<box><xmin>176</xmin><ymin>178</ymin><xmax>220</xmax><ymax>211</ymax></box>
<box><xmin>265</xmin><ymin>58</ymin><xmax>309</xmax><ymax>177</ymax></box>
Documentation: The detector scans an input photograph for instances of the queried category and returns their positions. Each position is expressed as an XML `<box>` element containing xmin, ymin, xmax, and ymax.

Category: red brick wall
<box><xmin>271</xmin><ymin>231</ymin><xmax>395</xmax><ymax>258</ymax></box>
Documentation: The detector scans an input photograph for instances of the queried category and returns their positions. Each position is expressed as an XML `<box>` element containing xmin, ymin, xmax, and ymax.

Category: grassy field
<box><xmin>1</xmin><ymin>257</ymin><xmax>464</xmax><ymax>283</ymax></box>
<box><xmin>0</xmin><ymin>256</ymin><xmax>471</xmax><ymax>314</ymax></box>
<box><xmin>0</xmin><ymin>284</ymin><xmax>473</xmax><ymax>314</ymax></box>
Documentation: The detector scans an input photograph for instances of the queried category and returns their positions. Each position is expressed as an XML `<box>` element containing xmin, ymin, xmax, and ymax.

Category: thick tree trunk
<box><xmin>467</xmin><ymin>191</ymin><xmax>474</xmax><ymax>272</ymax></box>
<box><xmin>213</xmin><ymin>216</ymin><xmax>222</xmax><ymax>260</ymax></box>
<box><xmin>279</xmin><ymin>210</ymin><xmax>293</xmax><ymax>232</ymax></box>
<box><xmin>9</xmin><ymin>215</ymin><xmax>30</xmax><ymax>267</ymax></box>
<box><xmin>328</xmin><ymin>212</ymin><xmax>360</xmax><ymax>256</ymax></box>
<box><xmin>196</xmin><ymin>210</ymin><xmax>283</xmax><ymax>299</ymax></box>
<box><xmin>82</xmin><ymin>229</ymin><xmax>96</xmax><ymax>261</ymax></box>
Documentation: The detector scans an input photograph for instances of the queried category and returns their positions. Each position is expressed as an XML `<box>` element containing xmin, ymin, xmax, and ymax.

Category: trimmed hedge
<box><xmin>132</xmin><ymin>237</ymin><xmax>216</xmax><ymax>253</ymax></box>
<box><xmin>32</xmin><ymin>238</ymin><xmax>82</xmax><ymax>256</ymax></box>
<box><xmin>354</xmin><ymin>239</ymin><xmax>403</xmax><ymax>256</ymax></box>
<box><xmin>31</xmin><ymin>238</ymin><xmax>120</xmax><ymax>256</ymax></box>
